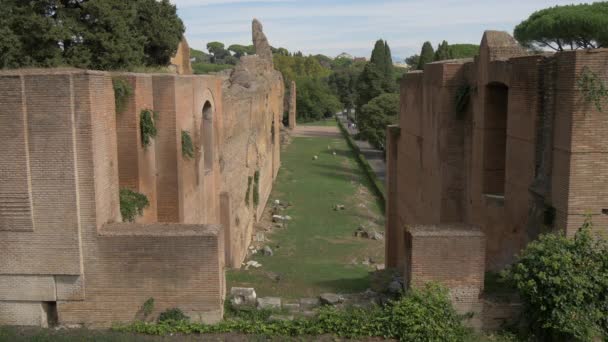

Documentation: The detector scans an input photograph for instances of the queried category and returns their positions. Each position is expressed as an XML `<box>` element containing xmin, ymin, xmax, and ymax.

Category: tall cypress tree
<box><xmin>370</xmin><ymin>39</ymin><xmax>386</xmax><ymax>71</ymax></box>
<box><xmin>417</xmin><ymin>41</ymin><xmax>435</xmax><ymax>70</ymax></box>
<box><xmin>382</xmin><ymin>41</ymin><xmax>395</xmax><ymax>92</ymax></box>
<box><xmin>434</xmin><ymin>40</ymin><xmax>452</xmax><ymax>61</ymax></box>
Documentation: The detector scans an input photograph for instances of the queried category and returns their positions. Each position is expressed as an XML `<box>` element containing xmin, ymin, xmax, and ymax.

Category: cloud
<box><xmin>177</xmin><ymin>0</ymin><xmax>594</xmax><ymax>58</ymax></box>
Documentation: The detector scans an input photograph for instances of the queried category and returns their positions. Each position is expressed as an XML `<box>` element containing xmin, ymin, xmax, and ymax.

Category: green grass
<box><xmin>227</xmin><ymin>133</ymin><xmax>385</xmax><ymax>298</ymax></box>
<box><xmin>298</xmin><ymin>119</ymin><xmax>337</xmax><ymax>126</ymax></box>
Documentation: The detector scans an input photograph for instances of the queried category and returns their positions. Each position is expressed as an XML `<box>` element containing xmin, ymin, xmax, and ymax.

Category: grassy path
<box><xmin>227</xmin><ymin>122</ymin><xmax>385</xmax><ymax>299</ymax></box>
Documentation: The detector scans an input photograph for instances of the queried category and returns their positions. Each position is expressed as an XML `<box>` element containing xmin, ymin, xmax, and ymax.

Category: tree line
<box><xmin>1</xmin><ymin>0</ymin><xmax>184</xmax><ymax>70</ymax></box>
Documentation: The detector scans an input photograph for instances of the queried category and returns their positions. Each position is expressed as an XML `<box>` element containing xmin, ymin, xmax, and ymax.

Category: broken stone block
<box><xmin>257</xmin><ymin>297</ymin><xmax>281</xmax><ymax>310</ymax></box>
<box><xmin>230</xmin><ymin>287</ymin><xmax>257</xmax><ymax>307</ymax></box>
<box><xmin>284</xmin><ymin>215</ymin><xmax>292</xmax><ymax>221</ymax></box>
<box><xmin>319</xmin><ymin>293</ymin><xmax>343</xmax><ymax>306</ymax></box>
<box><xmin>272</xmin><ymin>215</ymin><xmax>284</xmax><ymax>222</ymax></box>
<box><xmin>254</xmin><ymin>232</ymin><xmax>265</xmax><ymax>242</ymax></box>
<box><xmin>375</xmin><ymin>264</ymin><xmax>385</xmax><ymax>271</ymax></box>
<box><xmin>269</xmin><ymin>314</ymin><xmax>294</xmax><ymax>322</ymax></box>
<box><xmin>371</xmin><ymin>231</ymin><xmax>384</xmax><ymax>241</ymax></box>
<box><xmin>313</xmin><ymin>155</ymin><xmax>318</xmax><ymax>160</ymax></box>
<box><xmin>265</xmin><ymin>271</ymin><xmax>281</xmax><ymax>282</ymax></box>
<box><xmin>333</xmin><ymin>204</ymin><xmax>346</xmax><ymax>211</ymax></box>
<box><xmin>282</xmin><ymin>303</ymin><xmax>300</xmax><ymax>312</ymax></box>
<box><xmin>299</xmin><ymin>298</ymin><xmax>320</xmax><ymax>310</ymax></box>
<box><xmin>262</xmin><ymin>245</ymin><xmax>273</xmax><ymax>256</ymax></box>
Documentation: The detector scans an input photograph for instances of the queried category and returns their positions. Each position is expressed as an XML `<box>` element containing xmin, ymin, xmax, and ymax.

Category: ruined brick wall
<box><xmin>386</xmin><ymin>30</ymin><xmax>608</xmax><ymax>294</ymax></box>
<box><xmin>405</xmin><ymin>224</ymin><xmax>485</xmax><ymax>330</ymax></box>
<box><xmin>169</xmin><ymin>38</ymin><xmax>193</xmax><ymax>75</ymax></box>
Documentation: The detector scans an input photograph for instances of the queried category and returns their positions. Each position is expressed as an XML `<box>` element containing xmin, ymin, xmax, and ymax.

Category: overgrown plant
<box><xmin>116</xmin><ymin>283</ymin><xmax>472</xmax><ymax>341</ymax></box>
<box><xmin>502</xmin><ymin>219</ymin><xmax>608</xmax><ymax>341</ymax></box>
<box><xmin>454</xmin><ymin>84</ymin><xmax>471</xmax><ymax>118</ymax></box>
<box><xmin>181</xmin><ymin>130</ymin><xmax>194</xmax><ymax>159</ymax></box>
<box><xmin>253</xmin><ymin>171</ymin><xmax>260</xmax><ymax>207</ymax></box>
<box><xmin>245</xmin><ymin>176</ymin><xmax>253</xmax><ymax>206</ymax></box>
<box><xmin>577</xmin><ymin>67</ymin><xmax>608</xmax><ymax>112</ymax></box>
<box><xmin>140</xmin><ymin>109</ymin><xmax>159</xmax><ymax>147</ymax></box>
<box><xmin>119</xmin><ymin>188</ymin><xmax>149</xmax><ymax>222</ymax></box>
<box><xmin>159</xmin><ymin>308</ymin><xmax>189</xmax><ymax>323</ymax></box>
<box><xmin>113</xmin><ymin>77</ymin><xmax>133</xmax><ymax>114</ymax></box>
<box><xmin>142</xmin><ymin>298</ymin><xmax>155</xmax><ymax>318</ymax></box>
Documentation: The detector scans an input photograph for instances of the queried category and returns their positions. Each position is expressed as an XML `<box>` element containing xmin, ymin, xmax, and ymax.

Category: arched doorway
<box><xmin>202</xmin><ymin>101</ymin><xmax>214</xmax><ymax>172</ymax></box>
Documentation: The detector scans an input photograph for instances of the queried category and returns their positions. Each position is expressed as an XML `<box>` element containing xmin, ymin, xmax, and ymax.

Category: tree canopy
<box><xmin>0</xmin><ymin>0</ymin><xmax>184</xmax><ymax>70</ymax></box>
<box><xmin>434</xmin><ymin>40</ymin><xmax>452</xmax><ymax>61</ymax></box>
<box><xmin>417</xmin><ymin>41</ymin><xmax>435</xmax><ymax>70</ymax></box>
<box><xmin>514</xmin><ymin>2</ymin><xmax>608</xmax><ymax>51</ymax></box>
<box><xmin>357</xmin><ymin>93</ymin><xmax>399</xmax><ymax>149</ymax></box>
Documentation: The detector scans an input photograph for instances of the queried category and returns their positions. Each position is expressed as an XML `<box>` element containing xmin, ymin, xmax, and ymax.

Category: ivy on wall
<box><xmin>140</xmin><ymin>109</ymin><xmax>158</xmax><ymax>147</ymax></box>
<box><xmin>181</xmin><ymin>130</ymin><xmax>194</xmax><ymax>159</ymax></box>
<box><xmin>454</xmin><ymin>84</ymin><xmax>472</xmax><ymax>119</ymax></box>
<box><xmin>112</xmin><ymin>77</ymin><xmax>133</xmax><ymax>114</ymax></box>
<box><xmin>577</xmin><ymin>67</ymin><xmax>608</xmax><ymax>112</ymax></box>
<box><xmin>253</xmin><ymin>170</ymin><xmax>260</xmax><ymax>207</ymax></box>
<box><xmin>119</xmin><ymin>188</ymin><xmax>149</xmax><ymax>222</ymax></box>
<box><xmin>245</xmin><ymin>176</ymin><xmax>253</xmax><ymax>206</ymax></box>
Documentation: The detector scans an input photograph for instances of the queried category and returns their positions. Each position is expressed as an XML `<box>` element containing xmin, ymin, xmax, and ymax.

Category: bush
<box><xmin>113</xmin><ymin>77</ymin><xmax>133</xmax><ymax>114</ymax></box>
<box><xmin>181</xmin><ymin>130</ymin><xmax>194</xmax><ymax>159</ymax></box>
<box><xmin>159</xmin><ymin>308</ymin><xmax>189</xmax><ymax>323</ymax></box>
<box><xmin>116</xmin><ymin>283</ymin><xmax>471</xmax><ymax>341</ymax></box>
<box><xmin>119</xmin><ymin>188</ymin><xmax>149</xmax><ymax>222</ymax></box>
<box><xmin>356</xmin><ymin>93</ymin><xmax>399</xmax><ymax>150</ymax></box>
<box><xmin>502</xmin><ymin>220</ymin><xmax>608</xmax><ymax>341</ymax></box>
<box><xmin>140</xmin><ymin>109</ymin><xmax>158</xmax><ymax>147</ymax></box>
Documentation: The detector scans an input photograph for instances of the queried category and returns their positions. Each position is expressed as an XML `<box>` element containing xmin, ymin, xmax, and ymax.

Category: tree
<box><xmin>434</xmin><ymin>40</ymin><xmax>452</xmax><ymax>61</ymax></box>
<box><xmin>417</xmin><ymin>41</ymin><xmax>434</xmax><ymax>70</ymax></box>
<box><xmin>514</xmin><ymin>2</ymin><xmax>608</xmax><ymax>51</ymax></box>
<box><xmin>355</xmin><ymin>63</ymin><xmax>384</xmax><ymax>118</ymax></box>
<box><xmin>1</xmin><ymin>0</ymin><xmax>185</xmax><ymax>70</ymax></box>
<box><xmin>357</xmin><ymin>93</ymin><xmax>399</xmax><ymax>149</ymax></box>
<box><xmin>370</xmin><ymin>39</ymin><xmax>387</xmax><ymax>71</ymax></box>
<box><xmin>135</xmin><ymin>0</ymin><xmax>184</xmax><ymax>66</ymax></box>
<box><xmin>228</xmin><ymin>44</ymin><xmax>254</xmax><ymax>58</ymax></box>
<box><xmin>296</xmin><ymin>77</ymin><xmax>341</xmax><ymax>122</ymax></box>
<box><xmin>404</xmin><ymin>54</ymin><xmax>419</xmax><ymax>68</ymax></box>
<box><xmin>449</xmin><ymin>44</ymin><xmax>479</xmax><ymax>59</ymax></box>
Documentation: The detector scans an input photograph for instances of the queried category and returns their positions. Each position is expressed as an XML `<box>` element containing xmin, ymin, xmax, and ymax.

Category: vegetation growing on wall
<box><xmin>112</xmin><ymin>77</ymin><xmax>133</xmax><ymax>114</ymax></box>
<box><xmin>159</xmin><ymin>308</ymin><xmax>189</xmax><ymax>323</ymax></box>
<box><xmin>117</xmin><ymin>284</ymin><xmax>472</xmax><ymax>341</ymax></box>
<box><xmin>245</xmin><ymin>176</ymin><xmax>253</xmax><ymax>206</ymax></box>
<box><xmin>119</xmin><ymin>188</ymin><xmax>149</xmax><ymax>222</ymax></box>
<box><xmin>502</xmin><ymin>219</ymin><xmax>608</xmax><ymax>341</ymax></box>
<box><xmin>142</xmin><ymin>298</ymin><xmax>155</xmax><ymax>318</ymax></box>
<box><xmin>181</xmin><ymin>130</ymin><xmax>194</xmax><ymax>159</ymax></box>
<box><xmin>253</xmin><ymin>170</ymin><xmax>260</xmax><ymax>207</ymax></box>
<box><xmin>140</xmin><ymin>109</ymin><xmax>158</xmax><ymax>147</ymax></box>
<box><xmin>577</xmin><ymin>67</ymin><xmax>608</xmax><ymax>112</ymax></box>
<box><xmin>454</xmin><ymin>84</ymin><xmax>472</xmax><ymax>118</ymax></box>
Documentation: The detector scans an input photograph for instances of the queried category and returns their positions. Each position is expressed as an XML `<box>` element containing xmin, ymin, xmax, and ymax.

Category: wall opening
<box><xmin>483</xmin><ymin>82</ymin><xmax>509</xmax><ymax>196</ymax></box>
<box><xmin>202</xmin><ymin>101</ymin><xmax>214</xmax><ymax>172</ymax></box>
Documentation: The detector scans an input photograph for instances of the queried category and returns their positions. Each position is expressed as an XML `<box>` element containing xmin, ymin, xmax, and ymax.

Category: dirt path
<box><xmin>292</xmin><ymin>125</ymin><xmax>341</xmax><ymax>138</ymax></box>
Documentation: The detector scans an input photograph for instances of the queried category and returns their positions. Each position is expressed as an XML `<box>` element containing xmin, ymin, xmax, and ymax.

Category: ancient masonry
<box><xmin>0</xmin><ymin>19</ymin><xmax>283</xmax><ymax>327</ymax></box>
<box><xmin>385</xmin><ymin>31</ymin><xmax>608</xmax><ymax>329</ymax></box>
<box><xmin>288</xmin><ymin>80</ymin><xmax>297</xmax><ymax>129</ymax></box>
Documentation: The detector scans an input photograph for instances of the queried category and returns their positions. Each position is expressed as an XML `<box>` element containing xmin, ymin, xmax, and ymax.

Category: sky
<box><xmin>173</xmin><ymin>0</ymin><xmax>591</xmax><ymax>60</ymax></box>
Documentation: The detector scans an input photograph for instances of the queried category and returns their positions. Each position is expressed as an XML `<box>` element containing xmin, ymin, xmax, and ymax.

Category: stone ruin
<box><xmin>385</xmin><ymin>30</ymin><xmax>608</xmax><ymax>329</ymax></box>
<box><xmin>0</xmin><ymin>19</ymin><xmax>283</xmax><ymax>327</ymax></box>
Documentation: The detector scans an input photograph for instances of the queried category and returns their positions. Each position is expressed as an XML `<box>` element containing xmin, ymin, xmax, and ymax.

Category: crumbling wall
<box><xmin>219</xmin><ymin>19</ymin><xmax>284</xmax><ymax>268</ymax></box>
<box><xmin>169</xmin><ymin>38</ymin><xmax>193</xmax><ymax>75</ymax></box>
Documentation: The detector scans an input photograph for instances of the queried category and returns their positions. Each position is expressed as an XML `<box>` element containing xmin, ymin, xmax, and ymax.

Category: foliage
<box><xmin>142</xmin><ymin>298</ymin><xmax>155</xmax><ymax>318</ymax></box>
<box><xmin>328</xmin><ymin>67</ymin><xmax>360</xmax><ymax>113</ymax></box>
<box><xmin>356</xmin><ymin>93</ymin><xmax>399</xmax><ymax>149</ymax></box>
<box><xmin>119</xmin><ymin>188</ymin><xmax>149</xmax><ymax>222</ymax></box>
<box><xmin>273</xmin><ymin>54</ymin><xmax>330</xmax><ymax>84</ymax></box>
<box><xmin>296</xmin><ymin>77</ymin><xmax>342</xmax><ymax>122</ymax></box>
<box><xmin>405</xmin><ymin>54</ymin><xmax>420</xmax><ymax>68</ymax></box>
<box><xmin>417</xmin><ymin>41</ymin><xmax>435</xmax><ymax>70</ymax></box>
<box><xmin>253</xmin><ymin>171</ymin><xmax>260</xmax><ymax>207</ymax></box>
<box><xmin>112</xmin><ymin>77</ymin><xmax>133</xmax><ymax>114</ymax></box>
<box><xmin>181</xmin><ymin>130</ymin><xmax>194</xmax><ymax>159</ymax></box>
<box><xmin>449</xmin><ymin>44</ymin><xmax>479</xmax><ymax>59</ymax></box>
<box><xmin>140</xmin><ymin>109</ymin><xmax>158</xmax><ymax>147</ymax></box>
<box><xmin>502</xmin><ymin>220</ymin><xmax>608</xmax><ymax>341</ymax></box>
<box><xmin>576</xmin><ymin>66</ymin><xmax>608</xmax><ymax>112</ymax></box>
<box><xmin>228</xmin><ymin>44</ymin><xmax>254</xmax><ymax>58</ymax></box>
<box><xmin>355</xmin><ymin>63</ymin><xmax>385</xmax><ymax>112</ymax></box>
<box><xmin>1</xmin><ymin>0</ymin><xmax>184</xmax><ymax>70</ymax></box>
<box><xmin>245</xmin><ymin>176</ymin><xmax>253</xmax><ymax>206</ymax></box>
<box><xmin>435</xmin><ymin>40</ymin><xmax>453</xmax><ymax>61</ymax></box>
<box><xmin>369</xmin><ymin>39</ymin><xmax>395</xmax><ymax>93</ymax></box>
<box><xmin>117</xmin><ymin>284</ymin><xmax>471</xmax><ymax>341</ymax></box>
<box><xmin>206</xmin><ymin>41</ymin><xmax>237</xmax><ymax>65</ymax></box>
<box><xmin>158</xmin><ymin>308</ymin><xmax>189</xmax><ymax>323</ymax></box>
<box><xmin>455</xmin><ymin>84</ymin><xmax>472</xmax><ymax>118</ymax></box>
<box><xmin>514</xmin><ymin>3</ymin><xmax>608</xmax><ymax>51</ymax></box>
<box><xmin>190</xmin><ymin>48</ymin><xmax>211</xmax><ymax>63</ymax></box>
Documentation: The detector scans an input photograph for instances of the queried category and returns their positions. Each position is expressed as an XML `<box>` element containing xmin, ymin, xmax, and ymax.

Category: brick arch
<box><xmin>196</xmin><ymin>89</ymin><xmax>216</xmax><ymax>185</ymax></box>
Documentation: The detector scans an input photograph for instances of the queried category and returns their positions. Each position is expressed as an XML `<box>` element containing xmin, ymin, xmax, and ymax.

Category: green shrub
<box><xmin>113</xmin><ymin>77</ymin><xmax>133</xmax><ymax>114</ymax></box>
<box><xmin>159</xmin><ymin>308</ymin><xmax>189</xmax><ymax>323</ymax></box>
<box><xmin>140</xmin><ymin>109</ymin><xmax>159</xmax><ymax>147</ymax></box>
<box><xmin>577</xmin><ymin>66</ymin><xmax>608</xmax><ymax>112</ymax></box>
<box><xmin>116</xmin><ymin>283</ymin><xmax>471</xmax><ymax>341</ymax></box>
<box><xmin>181</xmin><ymin>130</ymin><xmax>194</xmax><ymax>159</ymax></box>
<box><xmin>142</xmin><ymin>298</ymin><xmax>154</xmax><ymax>318</ymax></box>
<box><xmin>119</xmin><ymin>188</ymin><xmax>149</xmax><ymax>222</ymax></box>
<box><xmin>502</xmin><ymin>219</ymin><xmax>608</xmax><ymax>341</ymax></box>
<box><xmin>253</xmin><ymin>170</ymin><xmax>260</xmax><ymax>207</ymax></box>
